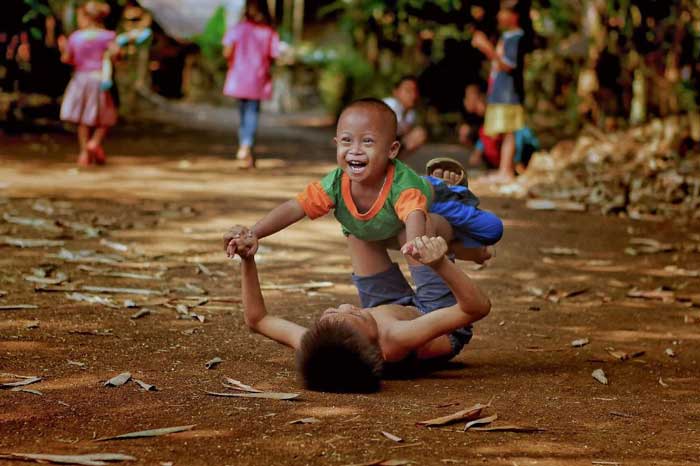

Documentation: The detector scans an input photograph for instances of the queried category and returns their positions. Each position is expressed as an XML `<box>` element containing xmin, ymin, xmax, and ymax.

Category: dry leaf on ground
<box><xmin>592</xmin><ymin>369</ymin><xmax>609</xmax><ymax>385</ymax></box>
<box><xmin>607</xmin><ymin>349</ymin><xmax>645</xmax><ymax>361</ymax></box>
<box><xmin>627</xmin><ymin>287</ymin><xmax>675</xmax><ymax>303</ymax></box>
<box><xmin>95</xmin><ymin>425</ymin><xmax>195</xmax><ymax>442</ymax></box>
<box><xmin>571</xmin><ymin>338</ymin><xmax>590</xmax><ymax>348</ymax></box>
<box><xmin>104</xmin><ymin>373</ymin><xmax>131</xmax><ymax>387</ymax></box>
<box><xmin>134</xmin><ymin>380</ymin><xmax>157</xmax><ymax>391</ymax></box>
<box><xmin>380</xmin><ymin>431</ymin><xmax>403</xmax><ymax>442</ymax></box>
<box><xmin>205</xmin><ymin>357</ymin><xmax>222</xmax><ymax>370</ymax></box>
<box><xmin>6</xmin><ymin>452</ymin><xmax>136</xmax><ymax>466</ymax></box>
<box><xmin>10</xmin><ymin>388</ymin><xmax>43</xmax><ymax>395</ymax></box>
<box><xmin>1</xmin><ymin>376</ymin><xmax>42</xmax><ymax>389</ymax></box>
<box><xmin>539</xmin><ymin>247</ymin><xmax>580</xmax><ymax>256</ymax></box>
<box><xmin>288</xmin><ymin>417</ymin><xmax>320</xmax><ymax>425</ymax></box>
<box><xmin>0</xmin><ymin>304</ymin><xmax>39</xmax><ymax>311</ymax></box>
<box><xmin>1</xmin><ymin>236</ymin><xmax>65</xmax><ymax>248</ymax></box>
<box><xmin>222</xmin><ymin>378</ymin><xmax>261</xmax><ymax>393</ymax></box>
<box><xmin>463</xmin><ymin>414</ymin><xmax>498</xmax><ymax>431</ymax></box>
<box><xmin>130</xmin><ymin>309</ymin><xmax>151</xmax><ymax>320</ymax></box>
<box><xmin>205</xmin><ymin>391</ymin><xmax>299</xmax><ymax>400</ymax></box>
<box><xmin>469</xmin><ymin>424</ymin><xmax>545</xmax><ymax>433</ymax></box>
<box><xmin>417</xmin><ymin>402</ymin><xmax>489</xmax><ymax>427</ymax></box>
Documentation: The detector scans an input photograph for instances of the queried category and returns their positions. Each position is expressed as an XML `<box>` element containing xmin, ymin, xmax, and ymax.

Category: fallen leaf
<box><xmin>664</xmin><ymin>348</ymin><xmax>676</xmax><ymax>358</ymax></box>
<box><xmin>95</xmin><ymin>425</ymin><xmax>195</xmax><ymax>442</ymax></box>
<box><xmin>571</xmin><ymin>338</ymin><xmax>590</xmax><ymax>348</ymax></box>
<box><xmin>627</xmin><ymin>287</ymin><xmax>675</xmax><ymax>302</ymax></box>
<box><xmin>2</xmin><ymin>213</ymin><xmax>62</xmax><ymax>232</ymax></box>
<box><xmin>179</xmin><ymin>283</ymin><xmax>207</xmax><ymax>295</ymax></box>
<box><xmin>591</xmin><ymin>462</ymin><xmax>621</xmax><ymax>466</ymax></box>
<box><xmin>380</xmin><ymin>431</ymin><xmax>403</xmax><ymax>442</ymax></box>
<box><xmin>342</xmin><ymin>461</ymin><xmax>414</xmax><ymax>466</ymax></box>
<box><xmin>24</xmin><ymin>272</ymin><xmax>68</xmax><ymax>285</ymax></box>
<box><xmin>100</xmin><ymin>239</ymin><xmax>129</xmax><ymax>252</ymax></box>
<box><xmin>81</xmin><ymin>286</ymin><xmax>163</xmax><ymax>296</ymax></box>
<box><xmin>607</xmin><ymin>349</ymin><xmax>645</xmax><ymax>361</ymax></box>
<box><xmin>0</xmin><ymin>290</ymin><xmax>6</xmax><ymax>297</ymax></box>
<box><xmin>104</xmin><ymin>372</ymin><xmax>131</xmax><ymax>387</ymax></box>
<box><xmin>68</xmin><ymin>360</ymin><xmax>87</xmax><ymax>368</ymax></box>
<box><xmin>134</xmin><ymin>379</ymin><xmax>157</xmax><ymax>391</ymax></box>
<box><xmin>261</xmin><ymin>281</ymin><xmax>334</xmax><ymax>291</ymax></box>
<box><xmin>592</xmin><ymin>369</ymin><xmax>608</xmax><ymax>385</ymax></box>
<box><xmin>130</xmin><ymin>309</ymin><xmax>151</xmax><ymax>320</ymax></box>
<box><xmin>222</xmin><ymin>378</ymin><xmax>261</xmax><ymax>393</ymax></box>
<box><xmin>417</xmin><ymin>402</ymin><xmax>489</xmax><ymax>427</ymax></box>
<box><xmin>659</xmin><ymin>377</ymin><xmax>669</xmax><ymax>387</ymax></box>
<box><xmin>1</xmin><ymin>236</ymin><xmax>65</xmax><ymax>248</ymax></box>
<box><xmin>627</xmin><ymin>237</ymin><xmax>675</xmax><ymax>254</ymax></box>
<box><xmin>546</xmin><ymin>287</ymin><xmax>589</xmax><ymax>304</ymax></box>
<box><xmin>205</xmin><ymin>357</ymin><xmax>222</xmax><ymax>369</ymax></box>
<box><xmin>66</xmin><ymin>293</ymin><xmax>117</xmax><ymax>308</ymax></box>
<box><xmin>539</xmin><ymin>247</ymin><xmax>580</xmax><ymax>256</ymax></box>
<box><xmin>0</xmin><ymin>376</ymin><xmax>42</xmax><ymax>388</ymax></box>
<box><xmin>8</xmin><ymin>452</ymin><xmax>136</xmax><ymax>466</ymax></box>
<box><xmin>525</xmin><ymin>199</ymin><xmax>586</xmax><ymax>212</ymax></box>
<box><xmin>55</xmin><ymin>249</ymin><xmax>122</xmax><ymax>265</ymax></box>
<box><xmin>205</xmin><ymin>391</ymin><xmax>299</xmax><ymax>400</ymax></box>
<box><xmin>25</xmin><ymin>321</ymin><xmax>40</xmax><ymax>329</ymax></box>
<box><xmin>0</xmin><ymin>304</ymin><xmax>39</xmax><ymax>311</ymax></box>
<box><xmin>288</xmin><ymin>417</ymin><xmax>320</xmax><ymax>425</ymax></box>
<box><xmin>464</xmin><ymin>414</ymin><xmax>498</xmax><ymax>431</ymax></box>
<box><xmin>469</xmin><ymin>424</ymin><xmax>545</xmax><ymax>433</ymax></box>
<box><xmin>10</xmin><ymin>387</ymin><xmax>43</xmax><ymax>396</ymax></box>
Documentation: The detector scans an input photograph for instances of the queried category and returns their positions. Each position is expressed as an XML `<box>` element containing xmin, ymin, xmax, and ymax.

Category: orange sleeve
<box><xmin>296</xmin><ymin>181</ymin><xmax>334</xmax><ymax>219</ymax></box>
<box><xmin>394</xmin><ymin>188</ymin><xmax>429</xmax><ymax>222</ymax></box>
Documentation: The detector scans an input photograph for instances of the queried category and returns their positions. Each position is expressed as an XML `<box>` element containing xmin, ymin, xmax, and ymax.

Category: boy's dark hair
<box><xmin>340</xmin><ymin>98</ymin><xmax>398</xmax><ymax>139</ymax></box>
<box><xmin>296</xmin><ymin>319</ymin><xmax>383</xmax><ymax>393</ymax></box>
<box><xmin>394</xmin><ymin>75</ymin><xmax>418</xmax><ymax>89</ymax></box>
<box><xmin>245</xmin><ymin>0</ymin><xmax>273</xmax><ymax>25</ymax></box>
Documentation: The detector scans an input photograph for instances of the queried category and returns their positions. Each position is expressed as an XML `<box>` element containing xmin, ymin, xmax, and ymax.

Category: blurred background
<box><xmin>4</xmin><ymin>0</ymin><xmax>699</xmax><ymax>141</ymax></box>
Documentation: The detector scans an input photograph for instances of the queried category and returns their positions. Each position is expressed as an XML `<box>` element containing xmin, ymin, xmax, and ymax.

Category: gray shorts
<box><xmin>351</xmin><ymin>263</ymin><xmax>473</xmax><ymax>359</ymax></box>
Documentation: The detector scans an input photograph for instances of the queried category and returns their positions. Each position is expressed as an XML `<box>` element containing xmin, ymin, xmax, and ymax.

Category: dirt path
<box><xmin>1</xmin><ymin>126</ymin><xmax>699</xmax><ymax>466</ymax></box>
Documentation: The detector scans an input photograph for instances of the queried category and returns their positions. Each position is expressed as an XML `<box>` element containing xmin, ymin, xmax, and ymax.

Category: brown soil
<box><xmin>1</xmin><ymin>126</ymin><xmax>699</xmax><ymax>466</ymax></box>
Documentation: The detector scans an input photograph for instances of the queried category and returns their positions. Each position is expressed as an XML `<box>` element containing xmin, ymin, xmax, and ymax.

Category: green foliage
<box><xmin>194</xmin><ymin>5</ymin><xmax>226</xmax><ymax>62</ymax></box>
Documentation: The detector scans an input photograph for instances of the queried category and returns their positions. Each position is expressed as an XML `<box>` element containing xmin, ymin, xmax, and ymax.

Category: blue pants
<box><xmin>352</xmin><ymin>263</ymin><xmax>473</xmax><ymax>359</ymax></box>
<box><xmin>426</xmin><ymin>176</ymin><xmax>504</xmax><ymax>248</ymax></box>
<box><xmin>238</xmin><ymin>99</ymin><xmax>260</xmax><ymax>147</ymax></box>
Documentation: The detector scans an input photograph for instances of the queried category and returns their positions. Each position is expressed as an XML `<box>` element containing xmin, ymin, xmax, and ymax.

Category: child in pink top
<box><xmin>222</xmin><ymin>0</ymin><xmax>280</xmax><ymax>168</ymax></box>
<box><xmin>59</xmin><ymin>1</ymin><xmax>118</xmax><ymax>167</ymax></box>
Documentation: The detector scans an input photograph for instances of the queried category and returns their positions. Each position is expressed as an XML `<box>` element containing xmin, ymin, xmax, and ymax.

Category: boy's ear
<box><xmin>333</xmin><ymin>136</ymin><xmax>338</xmax><ymax>146</ymax></box>
<box><xmin>388</xmin><ymin>140</ymin><xmax>401</xmax><ymax>160</ymax></box>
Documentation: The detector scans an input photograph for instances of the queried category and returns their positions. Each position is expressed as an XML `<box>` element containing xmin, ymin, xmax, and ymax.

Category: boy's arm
<box><xmin>251</xmin><ymin>199</ymin><xmax>306</xmax><ymax>239</ymax></box>
<box><xmin>239</xmin><ymin>247</ymin><xmax>307</xmax><ymax>350</ymax></box>
<box><xmin>471</xmin><ymin>31</ymin><xmax>513</xmax><ymax>72</ymax></box>
<box><xmin>387</xmin><ymin>237</ymin><xmax>491</xmax><ymax>351</ymax></box>
<box><xmin>404</xmin><ymin>210</ymin><xmax>427</xmax><ymax>245</ymax></box>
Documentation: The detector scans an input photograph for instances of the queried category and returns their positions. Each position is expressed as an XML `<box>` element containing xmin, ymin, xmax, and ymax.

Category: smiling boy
<box><xmin>229</xmin><ymin>98</ymin><xmax>503</xmax><ymax>267</ymax></box>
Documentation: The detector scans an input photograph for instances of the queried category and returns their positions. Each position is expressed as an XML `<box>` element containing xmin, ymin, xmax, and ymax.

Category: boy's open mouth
<box><xmin>347</xmin><ymin>160</ymin><xmax>368</xmax><ymax>174</ymax></box>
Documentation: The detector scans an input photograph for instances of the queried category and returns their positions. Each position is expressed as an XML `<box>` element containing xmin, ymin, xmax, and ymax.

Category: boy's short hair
<box><xmin>340</xmin><ymin>98</ymin><xmax>398</xmax><ymax>139</ymax></box>
<box><xmin>296</xmin><ymin>318</ymin><xmax>383</xmax><ymax>393</ymax></box>
<box><xmin>394</xmin><ymin>75</ymin><xmax>418</xmax><ymax>89</ymax></box>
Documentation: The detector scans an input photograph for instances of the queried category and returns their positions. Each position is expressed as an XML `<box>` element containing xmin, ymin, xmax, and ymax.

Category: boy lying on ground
<box><xmin>227</xmin><ymin>224</ymin><xmax>491</xmax><ymax>393</ymax></box>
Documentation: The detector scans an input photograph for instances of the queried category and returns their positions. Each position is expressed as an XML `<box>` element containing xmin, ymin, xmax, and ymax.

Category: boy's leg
<box><xmin>77</xmin><ymin>125</ymin><xmax>90</xmax><ymax>166</ymax></box>
<box><xmin>348</xmin><ymin>235</ymin><xmax>416</xmax><ymax>309</ymax></box>
<box><xmin>495</xmin><ymin>131</ymin><xmax>515</xmax><ymax>181</ymax></box>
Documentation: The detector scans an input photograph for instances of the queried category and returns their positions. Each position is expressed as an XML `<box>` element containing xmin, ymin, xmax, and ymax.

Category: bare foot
<box><xmin>87</xmin><ymin>140</ymin><xmax>106</xmax><ymax>165</ymax></box>
<box><xmin>77</xmin><ymin>151</ymin><xmax>92</xmax><ymax>167</ymax></box>
<box><xmin>430</xmin><ymin>168</ymin><xmax>462</xmax><ymax>186</ymax></box>
<box><xmin>451</xmin><ymin>244</ymin><xmax>494</xmax><ymax>265</ymax></box>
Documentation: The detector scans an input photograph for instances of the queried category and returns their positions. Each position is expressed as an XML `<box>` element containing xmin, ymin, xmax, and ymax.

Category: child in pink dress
<box><xmin>59</xmin><ymin>1</ymin><xmax>117</xmax><ymax>167</ymax></box>
<box><xmin>222</xmin><ymin>0</ymin><xmax>280</xmax><ymax>168</ymax></box>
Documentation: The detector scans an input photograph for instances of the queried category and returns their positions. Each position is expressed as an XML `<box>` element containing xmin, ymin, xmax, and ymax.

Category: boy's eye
<box><xmin>363</xmin><ymin>138</ymin><xmax>374</xmax><ymax>144</ymax></box>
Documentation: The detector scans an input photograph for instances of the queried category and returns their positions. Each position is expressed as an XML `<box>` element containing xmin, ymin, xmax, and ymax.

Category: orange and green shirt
<box><xmin>296</xmin><ymin>160</ymin><xmax>433</xmax><ymax>241</ymax></box>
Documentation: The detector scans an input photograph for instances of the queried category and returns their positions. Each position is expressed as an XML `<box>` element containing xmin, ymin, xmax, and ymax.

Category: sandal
<box><xmin>86</xmin><ymin>141</ymin><xmax>106</xmax><ymax>165</ymax></box>
<box><xmin>426</xmin><ymin>157</ymin><xmax>468</xmax><ymax>187</ymax></box>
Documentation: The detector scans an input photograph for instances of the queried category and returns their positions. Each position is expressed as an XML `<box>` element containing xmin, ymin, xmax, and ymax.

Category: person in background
<box><xmin>222</xmin><ymin>0</ymin><xmax>280</xmax><ymax>168</ymax></box>
<box><xmin>383</xmin><ymin>76</ymin><xmax>427</xmax><ymax>158</ymax></box>
<box><xmin>459</xmin><ymin>83</ymin><xmax>539</xmax><ymax>172</ymax></box>
<box><xmin>471</xmin><ymin>0</ymin><xmax>531</xmax><ymax>183</ymax></box>
<box><xmin>58</xmin><ymin>1</ymin><xmax>118</xmax><ymax>166</ymax></box>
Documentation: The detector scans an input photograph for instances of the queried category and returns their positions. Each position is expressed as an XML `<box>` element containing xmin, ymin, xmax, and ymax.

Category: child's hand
<box><xmin>57</xmin><ymin>34</ymin><xmax>67</xmax><ymax>52</ymax></box>
<box><xmin>223</xmin><ymin>225</ymin><xmax>259</xmax><ymax>259</ymax></box>
<box><xmin>471</xmin><ymin>30</ymin><xmax>491</xmax><ymax>52</ymax></box>
<box><xmin>401</xmin><ymin>236</ymin><xmax>448</xmax><ymax>267</ymax></box>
